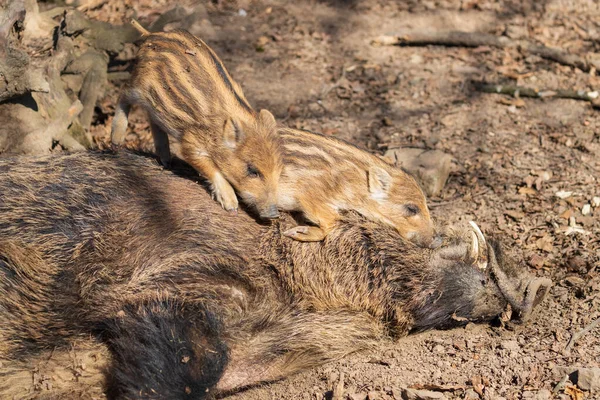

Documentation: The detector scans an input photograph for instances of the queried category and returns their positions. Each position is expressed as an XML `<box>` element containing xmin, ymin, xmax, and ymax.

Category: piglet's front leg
<box><xmin>183</xmin><ymin>145</ymin><xmax>239</xmax><ymax>212</ymax></box>
<box><xmin>210</xmin><ymin>171</ymin><xmax>239</xmax><ymax>213</ymax></box>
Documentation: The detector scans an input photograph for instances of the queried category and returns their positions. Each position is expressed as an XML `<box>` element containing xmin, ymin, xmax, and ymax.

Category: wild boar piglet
<box><xmin>111</xmin><ymin>21</ymin><xmax>282</xmax><ymax>218</ymax></box>
<box><xmin>277</xmin><ymin>127</ymin><xmax>438</xmax><ymax>246</ymax></box>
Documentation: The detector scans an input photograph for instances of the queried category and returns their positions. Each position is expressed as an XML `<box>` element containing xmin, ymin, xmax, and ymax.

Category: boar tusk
<box><xmin>469</xmin><ymin>221</ymin><xmax>486</xmax><ymax>248</ymax></box>
<box><xmin>469</xmin><ymin>221</ymin><xmax>487</xmax><ymax>270</ymax></box>
<box><xmin>469</xmin><ymin>231</ymin><xmax>479</xmax><ymax>263</ymax></box>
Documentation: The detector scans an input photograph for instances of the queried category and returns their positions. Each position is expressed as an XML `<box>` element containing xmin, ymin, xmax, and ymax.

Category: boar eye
<box><xmin>247</xmin><ymin>163</ymin><xmax>261</xmax><ymax>178</ymax></box>
<box><xmin>404</xmin><ymin>204</ymin><xmax>420</xmax><ymax>216</ymax></box>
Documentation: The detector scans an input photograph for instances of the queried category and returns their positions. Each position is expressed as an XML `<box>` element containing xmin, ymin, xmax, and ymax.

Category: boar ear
<box><xmin>223</xmin><ymin>118</ymin><xmax>245</xmax><ymax>149</ymax></box>
<box><xmin>258</xmin><ymin>109</ymin><xmax>277</xmax><ymax>132</ymax></box>
<box><xmin>368</xmin><ymin>166</ymin><xmax>392</xmax><ymax>199</ymax></box>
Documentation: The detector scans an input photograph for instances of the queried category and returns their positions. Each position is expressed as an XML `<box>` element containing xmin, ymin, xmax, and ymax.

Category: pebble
<box><xmin>535</xmin><ymin>389</ymin><xmax>552</xmax><ymax>400</ymax></box>
<box><xmin>402</xmin><ymin>388</ymin><xmax>446</xmax><ymax>400</ymax></box>
<box><xmin>500</xmin><ymin>340</ymin><xmax>520</xmax><ymax>352</ymax></box>
<box><xmin>555</xmin><ymin>191</ymin><xmax>573</xmax><ymax>199</ymax></box>
<box><xmin>238</xmin><ymin>9</ymin><xmax>247</xmax><ymax>16</ymax></box>
<box><xmin>463</xmin><ymin>388</ymin><xmax>480</xmax><ymax>399</ymax></box>
<box><xmin>367</xmin><ymin>391</ymin><xmax>380</xmax><ymax>400</ymax></box>
<box><xmin>576</xmin><ymin>367</ymin><xmax>600</xmax><ymax>390</ymax></box>
<box><xmin>581</xmin><ymin>204</ymin><xmax>591</xmax><ymax>215</ymax></box>
<box><xmin>433</xmin><ymin>344</ymin><xmax>445</xmax><ymax>353</ymax></box>
<box><xmin>592</xmin><ymin>196</ymin><xmax>600</xmax><ymax>207</ymax></box>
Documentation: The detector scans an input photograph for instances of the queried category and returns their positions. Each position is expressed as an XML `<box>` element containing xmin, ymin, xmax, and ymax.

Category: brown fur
<box><xmin>278</xmin><ymin>127</ymin><xmax>436</xmax><ymax>245</ymax></box>
<box><xmin>111</xmin><ymin>23</ymin><xmax>282</xmax><ymax>217</ymax></box>
<box><xmin>0</xmin><ymin>152</ymin><xmax>548</xmax><ymax>399</ymax></box>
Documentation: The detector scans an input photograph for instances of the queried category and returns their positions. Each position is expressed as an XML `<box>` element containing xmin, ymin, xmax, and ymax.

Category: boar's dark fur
<box><xmin>0</xmin><ymin>152</ymin><xmax>548</xmax><ymax>399</ymax></box>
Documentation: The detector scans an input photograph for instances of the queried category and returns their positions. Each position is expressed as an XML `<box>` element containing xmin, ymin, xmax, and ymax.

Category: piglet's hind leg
<box><xmin>110</xmin><ymin>96</ymin><xmax>131</xmax><ymax>146</ymax></box>
<box><xmin>150</xmin><ymin>121</ymin><xmax>172</xmax><ymax>168</ymax></box>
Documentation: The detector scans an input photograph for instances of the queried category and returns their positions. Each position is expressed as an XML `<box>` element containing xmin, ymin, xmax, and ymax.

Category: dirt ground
<box><xmin>5</xmin><ymin>0</ymin><xmax>600</xmax><ymax>399</ymax></box>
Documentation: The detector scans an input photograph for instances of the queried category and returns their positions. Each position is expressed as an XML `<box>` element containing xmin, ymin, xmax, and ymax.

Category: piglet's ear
<box><xmin>258</xmin><ymin>109</ymin><xmax>277</xmax><ymax>132</ymax></box>
<box><xmin>223</xmin><ymin>118</ymin><xmax>245</xmax><ymax>149</ymax></box>
<box><xmin>368</xmin><ymin>166</ymin><xmax>391</xmax><ymax>199</ymax></box>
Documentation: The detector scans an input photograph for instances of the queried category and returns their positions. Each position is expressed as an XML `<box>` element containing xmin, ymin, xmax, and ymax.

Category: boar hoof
<box><xmin>284</xmin><ymin>226</ymin><xmax>326</xmax><ymax>242</ymax></box>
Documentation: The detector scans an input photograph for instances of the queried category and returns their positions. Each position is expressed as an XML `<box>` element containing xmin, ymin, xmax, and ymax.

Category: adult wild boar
<box><xmin>0</xmin><ymin>152</ymin><xmax>550</xmax><ymax>399</ymax></box>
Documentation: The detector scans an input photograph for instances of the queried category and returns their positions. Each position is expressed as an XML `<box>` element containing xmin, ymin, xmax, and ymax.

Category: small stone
<box><xmin>535</xmin><ymin>389</ymin><xmax>552</xmax><ymax>400</ymax></box>
<box><xmin>349</xmin><ymin>393</ymin><xmax>368</xmax><ymax>400</ymax></box>
<box><xmin>576</xmin><ymin>367</ymin><xmax>600</xmax><ymax>390</ymax></box>
<box><xmin>384</xmin><ymin>148</ymin><xmax>453</xmax><ymax>197</ymax></box>
<box><xmin>500</xmin><ymin>340</ymin><xmax>520</xmax><ymax>352</ymax></box>
<box><xmin>410</xmin><ymin>54</ymin><xmax>423</xmax><ymax>64</ymax></box>
<box><xmin>555</xmin><ymin>191</ymin><xmax>573</xmax><ymax>199</ymax></box>
<box><xmin>592</xmin><ymin>196</ymin><xmax>600</xmax><ymax>207</ymax></box>
<box><xmin>464</xmin><ymin>388</ymin><xmax>480</xmax><ymax>399</ymax></box>
<box><xmin>581</xmin><ymin>204</ymin><xmax>591</xmax><ymax>215</ymax></box>
<box><xmin>433</xmin><ymin>344</ymin><xmax>445</xmax><ymax>353</ymax></box>
<box><xmin>402</xmin><ymin>388</ymin><xmax>446</xmax><ymax>400</ymax></box>
<box><xmin>392</xmin><ymin>388</ymin><xmax>403</xmax><ymax>400</ymax></box>
<box><xmin>238</xmin><ymin>9</ymin><xmax>247</xmax><ymax>16</ymax></box>
<box><xmin>368</xmin><ymin>391</ymin><xmax>380</xmax><ymax>400</ymax></box>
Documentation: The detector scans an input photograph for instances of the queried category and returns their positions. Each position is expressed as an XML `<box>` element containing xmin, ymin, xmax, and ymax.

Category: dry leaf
<box><xmin>519</xmin><ymin>187</ymin><xmax>537</xmax><ymax>196</ymax></box>
<box><xmin>564</xmin><ymin>385</ymin><xmax>584</xmax><ymax>400</ymax></box>
<box><xmin>535</xmin><ymin>235</ymin><xmax>554</xmax><ymax>253</ymax></box>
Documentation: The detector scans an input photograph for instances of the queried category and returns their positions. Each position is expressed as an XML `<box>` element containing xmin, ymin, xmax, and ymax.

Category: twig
<box><xmin>475</xmin><ymin>83</ymin><xmax>600</xmax><ymax>108</ymax></box>
<box><xmin>564</xmin><ymin>316</ymin><xmax>600</xmax><ymax>353</ymax></box>
<box><xmin>332</xmin><ymin>372</ymin><xmax>345</xmax><ymax>400</ymax></box>
<box><xmin>372</xmin><ymin>30</ymin><xmax>599</xmax><ymax>73</ymax></box>
<box><xmin>553</xmin><ymin>374</ymin><xmax>569</xmax><ymax>394</ymax></box>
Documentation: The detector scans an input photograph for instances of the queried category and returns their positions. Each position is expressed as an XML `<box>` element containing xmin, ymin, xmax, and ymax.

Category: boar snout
<box><xmin>488</xmin><ymin>242</ymin><xmax>552</xmax><ymax>322</ymax></box>
<box><xmin>471</xmin><ymin>223</ymin><xmax>551</xmax><ymax>322</ymax></box>
<box><xmin>260</xmin><ymin>204</ymin><xmax>280</xmax><ymax>220</ymax></box>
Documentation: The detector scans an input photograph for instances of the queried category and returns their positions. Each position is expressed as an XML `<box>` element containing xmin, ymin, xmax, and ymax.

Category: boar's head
<box><xmin>389</xmin><ymin>222</ymin><xmax>551</xmax><ymax>332</ymax></box>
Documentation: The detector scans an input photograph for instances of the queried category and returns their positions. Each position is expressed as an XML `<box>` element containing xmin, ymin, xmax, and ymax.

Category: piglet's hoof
<box><xmin>212</xmin><ymin>181</ymin><xmax>239</xmax><ymax>213</ymax></box>
<box><xmin>284</xmin><ymin>226</ymin><xmax>326</xmax><ymax>242</ymax></box>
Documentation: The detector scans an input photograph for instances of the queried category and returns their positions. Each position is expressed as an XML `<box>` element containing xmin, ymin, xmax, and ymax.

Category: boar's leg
<box><xmin>217</xmin><ymin>310</ymin><xmax>384</xmax><ymax>393</ymax></box>
<box><xmin>284</xmin><ymin>201</ymin><xmax>338</xmax><ymax>242</ymax></box>
<box><xmin>150</xmin><ymin>121</ymin><xmax>173</xmax><ymax>168</ymax></box>
<box><xmin>102</xmin><ymin>301</ymin><xmax>228</xmax><ymax>400</ymax></box>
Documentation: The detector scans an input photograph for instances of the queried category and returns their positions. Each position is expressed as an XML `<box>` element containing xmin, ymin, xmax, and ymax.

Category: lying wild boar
<box><xmin>0</xmin><ymin>152</ymin><xmax>551</xmax><ymax>399</ymax></box>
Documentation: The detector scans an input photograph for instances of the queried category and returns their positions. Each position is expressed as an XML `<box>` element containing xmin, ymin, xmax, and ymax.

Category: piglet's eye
<box><xmin>404</xmin><ymin>204</ymin><xmax>420</xmax><ymax>216</ymax></box>
<box><xmin>247</xmin><ymin>163</ymin><xmax>261</xmax><ymax>178</ymax></box>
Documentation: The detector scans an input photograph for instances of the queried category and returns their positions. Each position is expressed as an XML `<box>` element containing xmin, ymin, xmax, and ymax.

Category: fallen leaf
<box><xmin>536</xmin><ymin>235</ymin><xmax>554</xmax><ymax>252</ymax></box>
<box><xmin>505</xmin><ymin>210</ymin><xmax>525</xmax><ymax>221</ymax></box>
<box><xmin>565</xmin><ymin>385</ymin><xmax>584</xmax><ymax>400</ymax></box>
<box><xmin>528</xmin><ymin>254</ymin><xmax>545</xmax><ymax>269</ymax></box>
<box><xmin>518</xmin><ymin>186</ymin><xmax>537</xmax><ymax>196</ymax></box>
<box><xmin>560</xmin><ymin>209</ymin><xmax>573</xmax><ymax>220</ymax></box>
